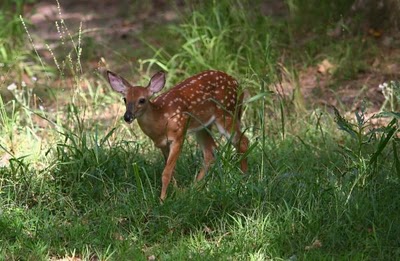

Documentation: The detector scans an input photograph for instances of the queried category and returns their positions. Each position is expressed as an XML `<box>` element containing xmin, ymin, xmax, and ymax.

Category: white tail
<box><xmin>107</xmin><ymin>70</ymin><xmax>249</xmax><ymax>200</ymax></box>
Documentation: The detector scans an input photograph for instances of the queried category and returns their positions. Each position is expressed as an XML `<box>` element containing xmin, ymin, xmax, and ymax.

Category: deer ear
<box><xmin>148</xmin><ymin>71</ymin><xmax>166</xmax><ymax>95</ymax></box>
<box><xmin>107</xmin><ymin>70</ymin><xmax>128</xmax><ymax>94</ymax></box>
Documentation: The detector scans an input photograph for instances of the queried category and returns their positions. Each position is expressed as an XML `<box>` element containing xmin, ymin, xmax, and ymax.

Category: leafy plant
<box><xmin>379</xmin><ymin>81</ymin><xmax>400</xmax><ymax>112</ymax></box>
<box><xmin>0</xmin><ymin>1</ymin><xmax>41</xmax><ymax>80</ymax></box>
<box><xmin>333</xmin><ymin>104</ymin><xmax>399</xmax><ymax>189</ymax></box>
<box><xmin>1</xmin><ymin>0</ymin><xmax>400</xmax><ymax>259</ymax></box>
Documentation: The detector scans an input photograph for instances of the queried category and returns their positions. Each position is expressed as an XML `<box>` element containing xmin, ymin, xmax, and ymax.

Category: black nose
<box><xmin>124</xmin><ymin>112</ymin><xmax>134</xmax><ymax>123</ymax></box>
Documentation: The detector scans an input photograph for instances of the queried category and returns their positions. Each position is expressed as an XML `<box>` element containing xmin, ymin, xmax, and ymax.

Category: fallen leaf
<box><xmin>50</xmin><ymin>257</ymin><xmax>82</xmax><ymax>261</ymax></box>
<box><xmin>203</xmin><ymin>226</ymin><xmax>213</xmax><ymax>234</ymax></box>
<box><xmin>305</xmin><ymin>239</ymin><xmax>322</xmax><ymax>250</ymax></box>
<box><xmin>0</xmin><ymin>154</ymin><xmax>11</xmax><ymax>167</ymax></box>
<box><xmin>113</xmin><ymin>232</ymin><xmax>124</xmax><ymax>241</ymax></box>
<box><xmin>164</xmin><ymin>11</ymin><xmax>177</xmax><ymax>21</ymax></box>
<box><xmin>317</xmin><ymin>59</ymin><xmax>335</xmax><ymax>75</ymax></box>
<box><xmin>368</xmin><ymin>28</ymin><xmax>382</xmax><ymax>38</ymax></box>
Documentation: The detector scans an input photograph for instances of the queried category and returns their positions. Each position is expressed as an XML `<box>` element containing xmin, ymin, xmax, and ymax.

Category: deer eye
<box><xmin>138</xmin><ymin>98</ymin><xmax>146</xmax><ymax>104</ymax></box>
<box><xmin>123</xmin><ymin>97</ymin><xmax>127</xmax><ymax>104</ymax></box>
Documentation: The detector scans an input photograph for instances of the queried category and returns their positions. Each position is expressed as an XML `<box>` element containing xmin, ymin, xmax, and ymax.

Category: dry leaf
<box><xmin>113</xmin><ymin>232</ymin><xmax>124</xmax><ymax>241</ymax></box>
<box><xmin>305</xmin><ymin>239</ymin><xmax>322</xmax><ymax>250</ymax></box>
<box><xmin>0</xmin><ymin>154</ymin><xmax>11</xmax><ymax>167</ymax></box>
<box><xmin>203</xmin><ymin>226</ymin><xmax>213</xmax><ymax>234</ymax></box>
<box><xmin>368</xmin><ymin>28</ymin><xmax>382</xmax><ymax>38</ymax></box>
<box><xmin>317</xmin><ymin>59</ymin><xmax>335</xmax><ymax>75</ymax></box>
<box><xmin>164</xmin><ymin>11</ymin><xmax>178</xmax><ymax>21</ymax></box>
<box><xmin>50</xmin><ymin>257</ymin><xmax>82</xmax><ymax>261</ymax></box>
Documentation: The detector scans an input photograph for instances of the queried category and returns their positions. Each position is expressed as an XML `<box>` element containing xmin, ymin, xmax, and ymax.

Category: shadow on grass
<box><xmin>1</xmin><ymin>121</ymin><xmax>400</xmax><ymax>259</ymax></box>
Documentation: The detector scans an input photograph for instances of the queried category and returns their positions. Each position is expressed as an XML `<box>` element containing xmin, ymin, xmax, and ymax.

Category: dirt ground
<box><xmin>23</xmin><ymin>0</ymin><xmax>400</xmax><ymax>116</ymax></box>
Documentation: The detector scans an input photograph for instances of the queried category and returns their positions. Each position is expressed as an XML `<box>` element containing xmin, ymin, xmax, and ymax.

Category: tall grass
<box><xmin>144</xmin><ymin>1</ymin><xmax>276</xmax><ymax>76</ymax></box>
<box><xmin>141</xmin><ymin>0</ymin><xmax>279</xmax><ymax>139</ymax></box>
<box><xmin>0</xmin><ymin>0</ymin><xmax>399</xmax><ymax>260</ymax></box>
<box><xmin>287</xmin><ymin>0</ymin><xmax>354</xmax><ymax>32</ymax></box>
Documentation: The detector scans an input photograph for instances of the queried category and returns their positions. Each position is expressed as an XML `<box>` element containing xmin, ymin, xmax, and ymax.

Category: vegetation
<box><xmin>1</xmin><ymin>0</ymin><xmax>399</xmax><ymax>260</ymax></box>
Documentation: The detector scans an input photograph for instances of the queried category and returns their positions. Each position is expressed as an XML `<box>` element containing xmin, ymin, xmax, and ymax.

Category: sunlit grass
<box><xmin>0</xmin><ymin>0</ymin><xmax>399</xmax><ymax>260</ymax></box>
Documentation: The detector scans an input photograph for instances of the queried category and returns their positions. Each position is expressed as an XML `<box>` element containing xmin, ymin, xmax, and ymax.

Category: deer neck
<box><xmin>136</xmin><ymin>102</ymin><xmax>166</xmax><ymax>146</ymax></box>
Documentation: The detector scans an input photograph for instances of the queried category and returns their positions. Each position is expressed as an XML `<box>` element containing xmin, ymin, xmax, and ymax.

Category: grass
<box><xmin>1</xmin><ymin>0</ymin><xmax>400</xmax><ymax>260</ymax></box>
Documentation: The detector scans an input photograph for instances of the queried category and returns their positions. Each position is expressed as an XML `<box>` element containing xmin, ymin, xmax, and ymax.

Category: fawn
<box><xmin>107</xmin><ymin>70</ymin><xmax>249</xmax><ymax>200</ymax></box>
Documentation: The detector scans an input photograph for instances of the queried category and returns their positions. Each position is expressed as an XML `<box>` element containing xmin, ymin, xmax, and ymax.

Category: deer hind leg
<box><xmin>160</xmin><ymin>146</ymin><xmax>170</xmax><ymax>162</ymax></box>
<box><xmin>234</xmin><ymin>126</ymin><xmax>249</xmax><ymax>173</ymax></box>
<box><xmin>215</xmin><ymin>116</ymin><xmax>249</xmax><ymax>173</ymax></box>
<box><xmin>195</xmin><ymin>128</ymin><xmax>216</xmax><ymax>181</ymax></box>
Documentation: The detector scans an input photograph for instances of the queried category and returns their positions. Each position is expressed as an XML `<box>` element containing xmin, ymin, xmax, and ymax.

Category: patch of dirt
<box><xmin>19</xmin><ymin>0</ymin><xmax>183</xmax><ymax>127</ymax></box>
<box><xmin>278</xmin><ymin>46</ymin><xmax>400</xmax><ymax>114</ymax></box>
<box><xmin>24</xmin><ymin>0</ymin><xmax>181</xmax><ymax>72</ymax></box>
<box><xmin>22</xmin><ymin>0</ymin><xmax>400</xmax><ymax>119</ymax></box>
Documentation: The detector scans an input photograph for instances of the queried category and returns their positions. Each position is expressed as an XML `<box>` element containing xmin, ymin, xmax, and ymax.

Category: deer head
<box><xmin>107</xmin><ymin>71</ymin><xmax>166</xmax><ymax>123</ymax></box>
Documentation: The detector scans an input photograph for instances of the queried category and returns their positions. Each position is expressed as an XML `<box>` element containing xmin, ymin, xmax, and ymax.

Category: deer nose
<box><xmin>124</xmin><ymin>112</ymin><xmax>134</xmax><ymax>123</ymax></box>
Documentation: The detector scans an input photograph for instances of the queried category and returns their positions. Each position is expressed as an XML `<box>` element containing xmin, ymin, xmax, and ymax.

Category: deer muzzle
<box><xmin>124</xmin><ymin>111</ymin><xmax>135</xmax><ymax>123</ymax></box>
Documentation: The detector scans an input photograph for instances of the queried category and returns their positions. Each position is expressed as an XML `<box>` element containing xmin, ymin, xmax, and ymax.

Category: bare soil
<box><xmin>23</xmin><ymin>0</ymin><xmax>400</xmax><ymax>116</ymax></box>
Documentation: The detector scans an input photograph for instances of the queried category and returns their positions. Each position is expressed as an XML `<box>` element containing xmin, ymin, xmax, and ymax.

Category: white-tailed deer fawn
<box><xmin>107</xmin><ymin>70</ymin><xmax>249</xmax><ymax>200</ymax></box>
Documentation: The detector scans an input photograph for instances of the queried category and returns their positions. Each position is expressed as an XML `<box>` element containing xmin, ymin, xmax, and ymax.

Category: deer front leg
<box><xmin>160</xmin><ymin>145</ymin><xmax>178</xmax><ymax>188</ymax></box>
<box><xmin>160</xmin><ymin>138</ymin><xmax>184</xmax><ymax>201</ymax></box>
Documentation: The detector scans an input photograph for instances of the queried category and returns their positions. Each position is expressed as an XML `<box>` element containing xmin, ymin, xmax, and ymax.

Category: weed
<box><xmin>333</xmin><ymin>103</ymin><xmax>399</xmax><ymax>207</ymax></box>
<box><xmin>0</xmin><ymin>0</ymin><xmax>399</xmax><ymax>260</ymax></box>
<box><xmin>379</xmin><ymin>80</ymin><xmax>400</xmax><ymax>112</ymax></box>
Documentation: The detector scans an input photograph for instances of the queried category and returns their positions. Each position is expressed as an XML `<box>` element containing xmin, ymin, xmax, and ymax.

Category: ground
<box><xmin>1</xmin><ymin>1</ymin><xmax>400</xmax><ymax>260</ymax></box>
<box><xmin>22</xmin><ymin>0</ymin><xmax>400</xmax><ymax>117</ymax></box>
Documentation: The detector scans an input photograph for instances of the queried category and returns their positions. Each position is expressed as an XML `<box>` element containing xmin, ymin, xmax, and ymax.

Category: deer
<box><xmin>106</xmin><ymin>70</ymin><xmax>249</xmax><ymax>200</ymax></box>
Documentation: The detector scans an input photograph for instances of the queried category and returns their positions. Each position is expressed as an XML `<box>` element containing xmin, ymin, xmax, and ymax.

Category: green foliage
<box><xmin>1</xmin><ymin>0</ymin><xmax>399</xmax><ymax>260</ymax></box>
<box><xmin>0</xmin><ymin>1</ymin><xmax>28</xmax><ymax>41</ymax></box>
<box><xmin>0</xmin><ymin>1</ymin><xmax>40</xmax><ymax>79</ymax></box>
<box><xmin>140</xmin><ymin>0</ymin><xmax>277</xmax><ymax>129</ymax></box>
<box><xmin>287</xmin><ymin>0</ymin><xmax>355</xmax><ymax>33</ymax></box>
<box><xmin>142</xmin><ymin>0</ymin><xmax>277</xmax><ymax>85</ymax></box>
<box><xmin>1</xmin><ymin>108</ymin><xmax>399</xmax><ymax>259</ymax></box>
<box><xmin>379</xmin><ymin>81</ymin><xmax>400</xmax><ymax>112</ymax></box>
<box><xmin>334</xmin><ymin>104</ymin><xmax>399</xmax><ymax>206</ymax></box>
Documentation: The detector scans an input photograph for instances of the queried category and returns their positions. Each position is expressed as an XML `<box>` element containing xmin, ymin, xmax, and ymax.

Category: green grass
<box><xmin>1</xmin><ymin>0</ymin><xmax>400</xmax><ymax>260</ymax></box>
<box><xmin>1</xmin><ymin>113</ymin><xmax>399</xmax><ymax>259</ymax></box>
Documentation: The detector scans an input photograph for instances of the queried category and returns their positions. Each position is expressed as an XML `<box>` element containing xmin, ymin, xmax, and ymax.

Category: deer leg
<box><xmin>233</xmin><ymin>126</ymin><xmax>249</xmax><ymax>173</ymax></box>
<box><xmin>195</xmin><ymin>129</ymin><xmax>216</xmax><ymax>181</ymax></box>
<box><xmin>160</xmin><ymin>146</ymin><xmax>169</xmax><ymax>162</ymax></box>
<box><xmin>160</xmin><ymin>145</ymin><xmax>177</xmax><ymax>187</ymax></box>
<box><xmin>216</xmin><ymin>117</ymin><xmax>249</xmax><ymax>173</ymax></box>
<box><xmin>160</xmin><ymin>137</ymin><xmax>184</xmax><ymax>201</ymax></box>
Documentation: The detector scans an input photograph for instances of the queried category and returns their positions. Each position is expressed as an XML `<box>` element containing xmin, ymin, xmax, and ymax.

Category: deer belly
<box><xmin>187</xmin><ymin>115</ymin><xmax>216</xmax><ymax>133</ymax></box>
